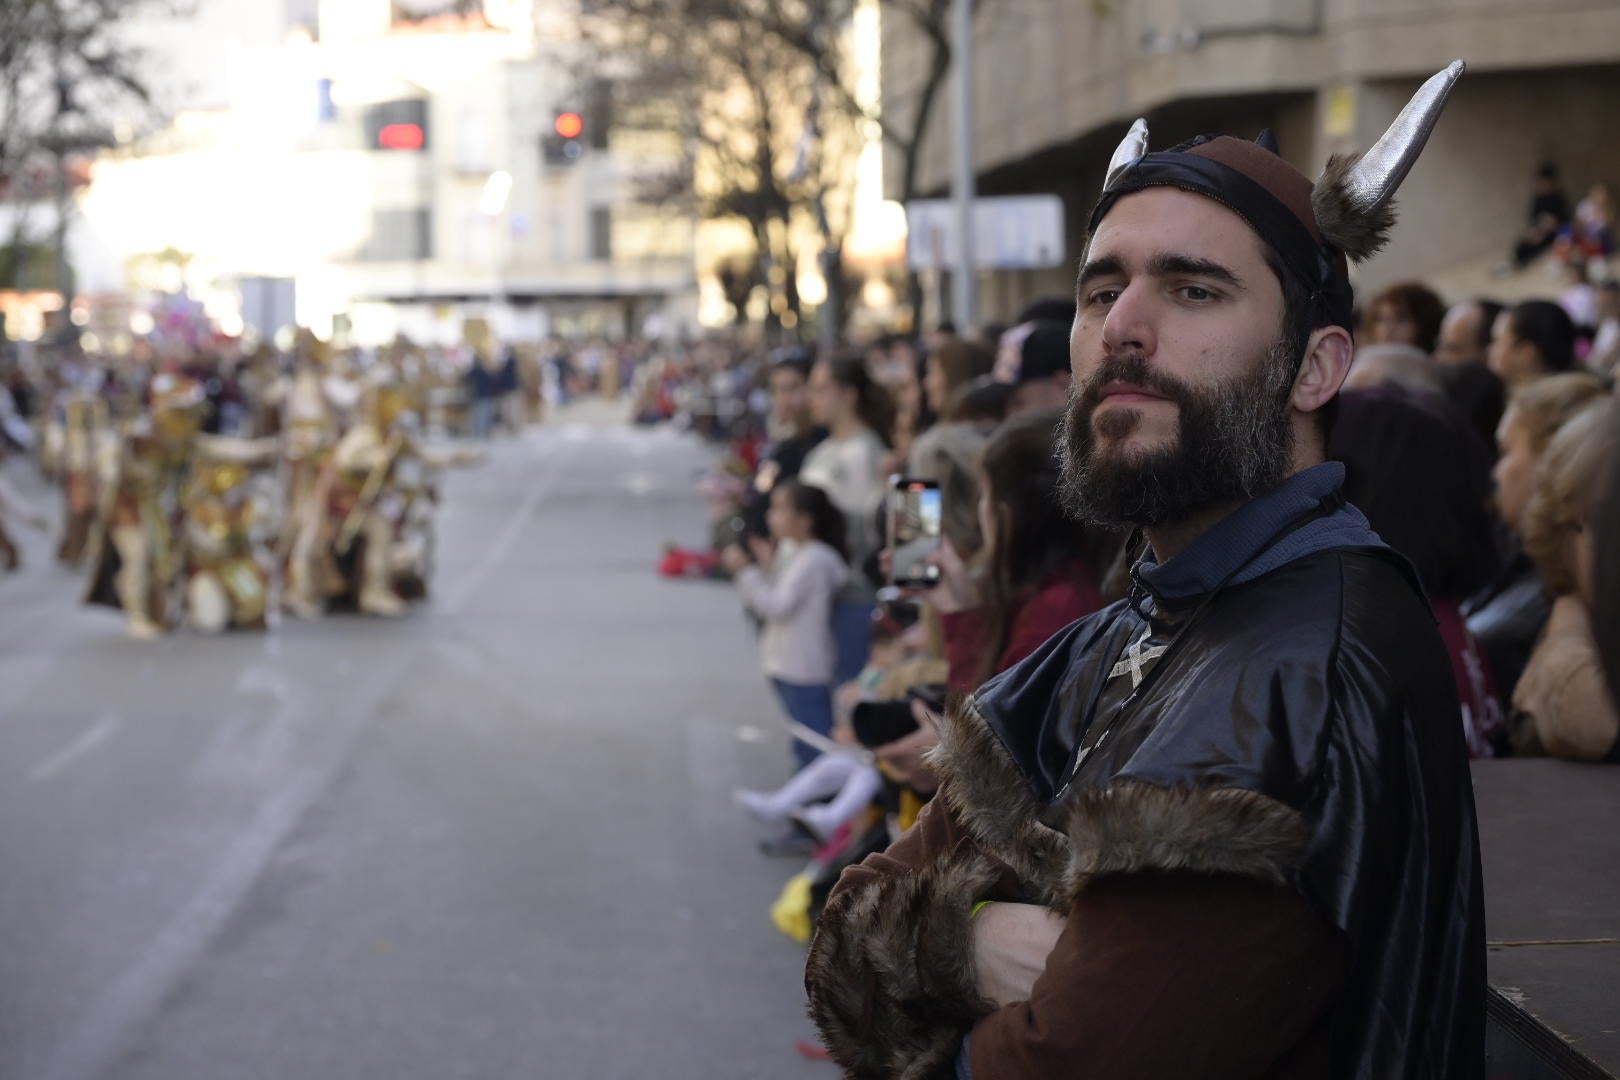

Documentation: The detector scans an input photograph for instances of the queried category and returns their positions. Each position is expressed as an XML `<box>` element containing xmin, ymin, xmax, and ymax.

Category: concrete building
<box><xmin>883</xmin><ymin>0</ymin><xmax>1620</xmax><ymax>323</ymax></box>
<box><xmin>68</xmin><ymin>0</ymin><xmax>694</xmax><ymax>347</ymax></box>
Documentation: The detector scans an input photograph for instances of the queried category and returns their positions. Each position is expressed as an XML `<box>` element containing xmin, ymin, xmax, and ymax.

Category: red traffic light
<box><xmin>378</xmin><ymin>123</ymin><xmax>425</xmax><ymax>150</ymax></box>
<box><xmin>554</xmin><ymin>112</ymin><xmax>584</xmax><ymax>140</ymax></box>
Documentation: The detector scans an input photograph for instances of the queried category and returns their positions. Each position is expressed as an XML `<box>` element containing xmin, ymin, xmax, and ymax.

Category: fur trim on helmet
<box><xmin>806</xmin><ymin>851</ymin><xmax>1004</xmax><ymax>1080</ymax></box>
<box><xmin>1311</xmin><ymin>60</ymin><xmax>1466</xmax><ymax>265</ymax></box>
<box><xmin>1060</xmin><ymin>781</ymin><xmax>1310</xmax><ymax>905</ymax></box>
<box><xmin>1312</xmin><ymin>152</ymin><xmax>1400</xmax><ymax>264</ymax></box>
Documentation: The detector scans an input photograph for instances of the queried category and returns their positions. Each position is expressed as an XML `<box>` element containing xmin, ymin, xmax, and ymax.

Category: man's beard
<box><xmin>1057</xmin><ymin>343</ymin><xmax>1298</xmax><ymax>528</ymax></box>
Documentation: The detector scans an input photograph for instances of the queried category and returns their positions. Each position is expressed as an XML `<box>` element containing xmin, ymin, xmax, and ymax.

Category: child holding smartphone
<box><xmin>721</xmin><ymin>481</ymin><xmax>850</xmax><ymax>768</ymax></box>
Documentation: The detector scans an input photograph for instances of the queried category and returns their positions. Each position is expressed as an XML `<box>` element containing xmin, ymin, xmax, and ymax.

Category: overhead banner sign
<box><xmin>905</xmin><ymin>194</ymin><xmax>1066</xmax><ymax>272</ymax></box>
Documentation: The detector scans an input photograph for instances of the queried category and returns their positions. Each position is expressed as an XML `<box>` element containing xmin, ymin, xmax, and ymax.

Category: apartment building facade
<box><xmin>883</xmin><ymin>0</ymin><xmax>1620</xmax><ymax>321</ymax></box>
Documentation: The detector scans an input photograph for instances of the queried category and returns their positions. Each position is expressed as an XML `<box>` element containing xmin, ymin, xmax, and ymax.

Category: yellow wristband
<box><xmin>971</xmin><ymin>900</ymin><xmax>994</xmax><ymax>919</ymax></box>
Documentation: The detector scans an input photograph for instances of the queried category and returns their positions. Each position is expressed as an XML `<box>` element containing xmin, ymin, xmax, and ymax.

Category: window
<box><xmin>586</xmin><ymin>79</ymin><xmax>614</xmax><ymax>151</ymax></box>
<box><xmin>357</xmin><ymin>209</ymin><xmax>433</xmax><ymax>261</ymax></box>
<box><xmin>588</xmin><ymin>206</ymin><xmax>612</xmax><ymax>261</ymax></box>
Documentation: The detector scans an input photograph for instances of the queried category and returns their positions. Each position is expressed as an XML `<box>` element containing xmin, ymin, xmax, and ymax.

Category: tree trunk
<box><xmin>896</xmin><ymin>22</ymin><xmax>952</xmax><ymax>333</ymax></box>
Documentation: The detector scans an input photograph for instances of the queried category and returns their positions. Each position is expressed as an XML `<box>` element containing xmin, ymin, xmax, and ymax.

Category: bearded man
<box><xmin>806</xmin><ymin>63</ymin><xmax>1483</xmax><ymax>1079</ymax></box>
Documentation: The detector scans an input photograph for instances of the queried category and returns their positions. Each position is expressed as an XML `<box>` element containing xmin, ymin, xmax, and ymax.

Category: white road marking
<box><xmin>29</xmin><ymin>424</ymin><xmax>657</xmax><ymax>1080</ymax></box>
<box><xmin>35</xmin><ymin>640</ymin><xmax>412</xmax><ymax>1080</ymax></box>
<box><xmin>29</xmin><ymin>712</ymin><xmax>122</xmax><ymax>782</ymax></box>
<box><xmin>233</xmin><ymin>663</ymin><xmax>290</xmax><ymax>701</ymax></box>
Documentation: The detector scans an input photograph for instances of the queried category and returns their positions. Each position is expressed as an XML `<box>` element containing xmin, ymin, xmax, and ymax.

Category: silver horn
<box><xmin>1103</xmin><ymin>118</ymin><xmax>1149</xmax><ymax>191</ymax></box>
<box><xmin>1341</xmin><ymin>60</ymin><xmax>1465</xmax><ymax>214</ymax></box>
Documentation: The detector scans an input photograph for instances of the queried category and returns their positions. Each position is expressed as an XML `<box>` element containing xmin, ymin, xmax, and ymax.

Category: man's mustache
<box><xmin>1076</xmin><ymin>354</ymin><xmax>1193</xmax><ymax>409</ymax></box>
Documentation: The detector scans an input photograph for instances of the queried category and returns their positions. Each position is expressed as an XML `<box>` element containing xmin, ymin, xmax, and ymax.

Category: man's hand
<box><xmin>973</xmin><ymin>902</ymin><xmax>1067</xmax><ymax>1008</ymax></box>
<box><xmin>922</xmin><ymin>536</ymin><xmax>978</xmax><ymax>614</ymax></box>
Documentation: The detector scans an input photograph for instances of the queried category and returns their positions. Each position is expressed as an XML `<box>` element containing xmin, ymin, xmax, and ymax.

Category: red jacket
<box><xmin>940</xmin><ymin>566</ymin><xmax>1104</xmax><ymax>693</ymax></box>
<box><xmin>1433</xmin><ymin>597</ymin><xmax>1503</xmax><ymax>757</ymax></box>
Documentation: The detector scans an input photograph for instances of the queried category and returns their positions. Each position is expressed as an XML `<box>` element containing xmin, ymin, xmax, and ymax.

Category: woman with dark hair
<box><xmin>1436</xmin><ymin>359</ymin><xmax>1506</xmax><ymax>460</ymax></box>
<box><xmin>868</xmin><ymin>411</ymin><xmax>1121</xmax><ymax>795</ymax></box>
<box><xmin>934</xmin><ymin>409</ymin><xmax>1118</xmax><ymax>691</ymax></box>
<box><xmin>1331</xmin><ymin>388</ymin><xmax>1505</xmax><ymax>755</ymax></box>
<box><xmin>1363</xmin><ymin>281</ymin><xmax>1446</xmax><ymax>353</ymax></box>
<box><xmin>721</xmin><ymin>480</ymin><xmax>850</xmax><ymax>768</ymax></box>
<box><xmin>922</xmin><ymin>340</ymin><xmax>997</xmax><ymax>419</ymax></box>
<box><xmin>907</xmin><ymin>343</ymin><xmax>1000</xmax><ymax>494</ymax></box>
<box><xmin>740</xmin><ymin>349</ymin><xmax>826</xmax><ymax>539</ymax></box>
<box><xmin>802</xmin><ymin>352</ymin><xmax>894</xmax><ymax>683</ymax></box>
<box><xmin>1488</xmin><ymin>300</ymin><xmax>1578</xmax><ymax>388</ymax></box>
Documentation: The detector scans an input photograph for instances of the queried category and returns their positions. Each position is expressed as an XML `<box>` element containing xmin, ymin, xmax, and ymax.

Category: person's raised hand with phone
<box><xmin>920</xmin><ymin>536</ymin><xmax>978</xmax><ymax>615</ymax></box>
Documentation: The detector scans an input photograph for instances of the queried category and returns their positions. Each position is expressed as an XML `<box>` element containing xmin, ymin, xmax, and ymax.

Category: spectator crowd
<box><xmin>642</xmin><ymin>197</ymin><xmax>1620</xmax><ymax>1056</ymax></box>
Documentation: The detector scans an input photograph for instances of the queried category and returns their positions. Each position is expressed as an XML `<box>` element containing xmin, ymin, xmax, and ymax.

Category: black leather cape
<box><xmin>970</xmin><ymin>528</ymin><xmax>1486</xmax><ymax>1077</ymax></box>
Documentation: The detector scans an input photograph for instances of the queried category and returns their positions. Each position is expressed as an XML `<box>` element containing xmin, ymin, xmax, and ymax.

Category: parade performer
<box><xmin>0</xmin><ymin>418</ymin><xmax>47</xmax><ymax>574</ymax></box>
<box><xmin>83</xmin><ymin>370</ymin><xmax>208</xmax><ymax>637</ymax></box>
<box><xmin>0</xmin><ymin>369</ymin><xmax>47</xmax><ymax>570</ymax></box>
<box><xmin>55</xmin><ymin>390</ymin><xmax>107</xmax><ymax>564</ymax></box>
<box><xmin>238</xmin><ymin>343</ymin><xmax>286</xmax><ymax>440</ymax></box>
<box><xmin>272</xmin><ymin>331</ymin><xmax>348</xmax><ymax>616</ymax></box>
<box><xmin>179</xmin><ymin>433</ymin><xmax>279</xmax><ymax>633</ymax></box>
<box><xmin>286</xmin><ymin>374</ymin><xmax>477</xmax><ymax>618</ymax></box>
<box><xmin>805</xmin><ymin>63</ymin><xmax>1484</xmax><ymax>1078</ymax></box>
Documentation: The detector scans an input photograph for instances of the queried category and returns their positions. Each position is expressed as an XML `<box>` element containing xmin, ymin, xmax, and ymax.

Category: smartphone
<box><xmin>851</xmin><ymin>699</ymin><xmax>921</xmax><ymax>749</ymax></box>
<box><xmin>906</xmin><ymin>683</ymin><xmax>948</xmax><ymax>717</ymax></box>
<box><xmin>887</xmin><ymin>475</ymin><xmax>942</xmax><ymax>589</ymax></box>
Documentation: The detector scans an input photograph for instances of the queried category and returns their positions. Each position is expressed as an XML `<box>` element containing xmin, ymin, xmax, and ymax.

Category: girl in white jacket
<box><xmin>721</xmin><ymin>481</ymin><xmax>849</xmax><ymax>768</ymax></box>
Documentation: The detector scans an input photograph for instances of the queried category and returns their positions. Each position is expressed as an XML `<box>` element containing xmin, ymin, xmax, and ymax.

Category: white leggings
<box><xmin>760</xmin><ymin>752</ymin><xmax>884</xmax><ymax>828</ymax></box>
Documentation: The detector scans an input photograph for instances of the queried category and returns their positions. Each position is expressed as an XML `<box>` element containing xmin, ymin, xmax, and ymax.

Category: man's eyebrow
<box><xmin>1076</xmin><ymin>254</ymin><xmax>1125</xmax><ymax>291</ymax></box>
<box><xmin>1146</xmin><ymin>252</ymin><xmax>1246</xmax><ymax>291</ymax></box>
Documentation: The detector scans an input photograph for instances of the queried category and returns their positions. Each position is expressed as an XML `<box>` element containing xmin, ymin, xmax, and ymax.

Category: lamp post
<box><xmin>950</xmin><ymin>0</ymin><xmax>976</xmax><ymax>331</ymax></box>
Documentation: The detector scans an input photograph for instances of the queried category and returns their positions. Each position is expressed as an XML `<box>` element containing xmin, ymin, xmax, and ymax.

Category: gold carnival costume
<box><xmin>287</xmin><ymin>374</ymin><xmax>478</xmax><ymax>619</ymax></box>
<box><xmin>56</xmin><ymin>392</ymin><xmax>108</xmax><ymax>564</ymax></box>
<box><xmin>83</xmin><ymin>373</ymin><xmax>207</xmax><ymax>638</ymax></box>
<box><xmin>179</xmin><ymin>434</ymin><xmax>279</xmax><ymax>633</ymax></box>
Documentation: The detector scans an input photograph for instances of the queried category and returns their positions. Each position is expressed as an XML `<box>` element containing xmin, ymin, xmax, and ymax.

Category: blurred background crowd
<box><xmin>627</xmin><ymin>211</ymin><xmax>1620</xmax><ymax>1041</ymax></box>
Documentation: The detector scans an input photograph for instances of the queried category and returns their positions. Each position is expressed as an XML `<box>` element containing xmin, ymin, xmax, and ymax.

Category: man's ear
<box><xmin>1292</xmin><ymin>325</ymin><xmax>1355</xmax><ymax>415</ymax></box>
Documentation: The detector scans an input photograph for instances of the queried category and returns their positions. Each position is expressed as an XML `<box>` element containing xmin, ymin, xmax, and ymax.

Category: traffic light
<box><xmin>365</xmin><ymin>99</ymin><xmax>429</xmax><ymax>152</ymax></box>
<box><xmin>541</xmin><ymin>112</ymin><xmax>585</xmax><ymax>165</ymax></box>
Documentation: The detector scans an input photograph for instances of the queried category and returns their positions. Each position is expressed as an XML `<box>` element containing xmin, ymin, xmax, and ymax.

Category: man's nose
<box><xmin>1101</xmin><ymin>283</ymin><xmax>1157</xmax><ymax>358</ymax></box>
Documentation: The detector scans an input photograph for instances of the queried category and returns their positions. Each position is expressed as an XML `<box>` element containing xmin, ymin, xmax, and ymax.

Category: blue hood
<box><xmin>1134</xmin><ymin>462</ymin><xmax>1389</xmax><ymax>604</ymax></box>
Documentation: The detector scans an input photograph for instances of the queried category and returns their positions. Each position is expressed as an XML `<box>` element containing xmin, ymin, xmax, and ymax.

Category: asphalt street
<box><xmin>0</xmin><ymin>405</ymin><xmax>832</xmax><ymax>1080</ymax></box>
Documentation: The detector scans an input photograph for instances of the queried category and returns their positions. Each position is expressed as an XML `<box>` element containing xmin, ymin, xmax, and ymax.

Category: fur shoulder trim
<box><xmin>1312</xmin><ymin>152</ymin><xmax>1399</xmax><ymax>263</ymax></box>
<box><xmin>926</xmin><ymin>697</ymin><xmax>1069</xmax><ymax>902</ymax></box>
<box><xmin>1061</xmin><ymin>781</ymin><xmax>1309</xmax><ymax>904</ymax></box>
